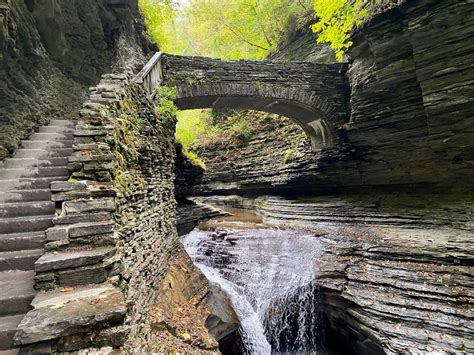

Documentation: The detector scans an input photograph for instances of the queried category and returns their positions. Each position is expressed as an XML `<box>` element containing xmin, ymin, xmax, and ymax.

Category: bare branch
<box><xmin>223</xmin><ymin>23</ymin><xmax>270</xmax><ymax>51</ymax></box>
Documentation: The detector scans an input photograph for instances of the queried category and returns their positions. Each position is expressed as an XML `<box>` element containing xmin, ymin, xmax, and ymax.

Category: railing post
<box><xmin>133</xmin><ymin>52</ymin><xmax>163</xmax><ymax>98</ymax></box>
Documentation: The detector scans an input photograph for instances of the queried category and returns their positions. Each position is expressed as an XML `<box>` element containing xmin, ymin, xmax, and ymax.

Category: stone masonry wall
<box><xmin>113</xmin><ymin>87</ymin><xmax>181</xmax><ymax>351</ymax></box>
<box><xmin>162</xmin><ymin>54</ymin><xmax>349</xmax><ymax>149</ymax></box>
<box><xmin>24</xmin><ymin>68</ymin><xmax>223</xmax><ymax>352</ymax></box>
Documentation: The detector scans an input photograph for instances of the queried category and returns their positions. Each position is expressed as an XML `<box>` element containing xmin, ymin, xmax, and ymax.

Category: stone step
<box><xmin>21</xmin><ymin>140</ymin><xmax>74</xmax><ymax>150</ymax></box>
<box><xmin>3</xmin><ymin>158</ymin><xmax>68</xmax><ymax>169</ymax></box>
<box><xmin>38</xmin><ymin>126</ymin><xmax>75</xmax><ymax>134</ymax></box>
<box><xmin>49</xmin><ymin>120</ymin><xmax>76</xmax><ymax>127</ymax></box>
<box><xmin>35</xmin><ymin>247</ymin><xmax>115</xmax><ymax>273</ymax></box>
<box><xmin>14</xmin><ymin>284</ymin><xmax>125</xmax><ymax>346</ymax></box>
<box><xmin>0</xmin><ymin>167</ymin><xmax>69</xmax><ymax>180</ymax></box>
<box><xmin>0</xmin><ymin>271</ymin><xmax>35</xmax><ymax>317</ymax></box>
<box><xmin>0</xmin><ymin>249</ymin><xmax>43</xmax><ymax>272</ymax></box>
<box><xmin>0</xmin><ymin>189</ymin><xmax>51</xmax><ymax>204</ymax></box>
<box><xmin>0</xmin><ymin>348</ymin><xmax>20</xmax><ymax>354</ymax></box>
<box><xmin>0</xmin><ymin>232</ymin><xmax>45</xmax><ymax>252</ymax></box>
<box><xmin>30</xmin><ymin>133</ymin><xmax>74</xmax><ymax>141</ymax></box>
<box><xmin>0</xmin><ymin>201</ymin><xmax>55</xmax><ymax>218</ymax></box>
<box><xmin>0</xmin><ymin>314</ymin><xmax>24</xmax><ymax>350</ymax></box>
<box><xmin>0</xmin><ymin>177</ymin><xmax>68</xmax><ymax>192</ymax></box>
<box><xmin>0</xmin><ymin>215</ymin><xmax>53</xmax><ymax>234</ymax></box>
<box><xmin>14</xmin><ymin>148</ymin><xmax>73</xmax><ymax>159</ymax></box>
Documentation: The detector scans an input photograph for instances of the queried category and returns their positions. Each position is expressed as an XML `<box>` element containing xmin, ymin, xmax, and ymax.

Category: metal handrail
<box><xmin>133</xmin><ymin>52</ymin><xmax>163</xmax><ymax>98</ymax></box>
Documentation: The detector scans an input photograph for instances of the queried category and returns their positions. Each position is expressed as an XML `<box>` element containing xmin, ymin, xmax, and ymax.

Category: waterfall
<box><xmin>182</xmin><ymin>210</ymin><xmax>325</xmax><ymax>354</ymax></box>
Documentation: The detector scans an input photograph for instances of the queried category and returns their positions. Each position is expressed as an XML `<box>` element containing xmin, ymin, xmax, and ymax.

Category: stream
<box><xmin>181</xmin><ymin>208</ymin><xmax>332</xmax><ymax>354</ymax></box>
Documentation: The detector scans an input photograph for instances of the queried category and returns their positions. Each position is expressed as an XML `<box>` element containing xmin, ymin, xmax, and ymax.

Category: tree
<box><xmin>183</xmin><ymin>0</ymin><xmax>311</xmax><ymax>59</ymax></box>
<box><xmin>311</xmin><ymin>0</ymin><xmax>369</xmax><ymax>60</ymax></box>
<box><xmin>139</xmin><ymin>0</ymin><xmax>312</xmax><ymax>60</ymax></box>
<box><xmin>312</xmin><ymin>0</ymin><xmax>398</xmax><ymax>60</ymax></box>
<box><xmin>138</xmin><ymin>0</ymin><xmax>191</xmax><ymax>54</ymax></box>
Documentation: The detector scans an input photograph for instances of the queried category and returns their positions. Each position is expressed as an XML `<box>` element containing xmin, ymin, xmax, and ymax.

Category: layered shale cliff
<box><xmin>0</xmin><ymin>0</ymin><xmax>153</xmax><ymax>160</ymax></box>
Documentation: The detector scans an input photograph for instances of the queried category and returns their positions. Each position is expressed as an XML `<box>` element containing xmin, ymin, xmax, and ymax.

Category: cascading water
<box><xmin>182</xmin><ymin>208</ymin><xmax>327</xmax><ymax>354</ymax></box>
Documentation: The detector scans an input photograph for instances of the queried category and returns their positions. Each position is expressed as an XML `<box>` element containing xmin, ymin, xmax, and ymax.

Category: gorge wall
<box><xmin>1</xmin><ymin>0</ymin><xmax>472</xmax><ymax>353</ymax></box>
<box><xmin>188</xmin><ymin>0</ymin><xmax>474</xmax><ymax>196</ymax></box>
<box><xmin>0</xmin><ymin>0</ymin><xmax>153</xmax><ymax>161</ymax></box>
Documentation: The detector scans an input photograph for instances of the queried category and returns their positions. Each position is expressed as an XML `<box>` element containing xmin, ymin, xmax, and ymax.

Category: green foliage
<box><xmin>283</xmin><ymin>148</ymin><xmax>295</xmax><ymax>163</ymax></box>
<box><xmin>175</xmin><ymin>109</ymin><xmax>209</xmax><ymax>150</ymax></box>
<box><xmin>184</xmin><ymin>150</ymin><xmax>207</xmax><ymax>170</ymax></box>
<box><xmin>232</xmin><ymin>117</ymin><xmax>252</xmax><ymax>141</ymax></box>
<box><xmin>175</xmin><ymin>109</ymin><xmax>212</xmax><ymax>169</ymax></box>
<box><xmin>138</xmin><ymin>0</ymin><xmax>187</xmax><ymax>53</ymax></box>
<box><xmin>312</xmin><ymin>1</ymin><xmax>397</xmax><ymax>60</ymax></box>
<box><xmin>312</xmin><ymin>0</ymin><xmax>369</xmax><ymax>60</ymax></box>
<box><xmin>139</xmin><ymin>0</ymin><xmax>312</xmax><ymax>60</ymax></box>
<box><xmin>155</xmin><ymin>86</ymin><xmax>178</xmax><ymax>117</ymax></box>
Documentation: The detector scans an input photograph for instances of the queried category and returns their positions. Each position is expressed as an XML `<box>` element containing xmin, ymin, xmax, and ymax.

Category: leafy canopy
<box><xmin>139</xmin><ymin>0</ymin><xmax>311</xmax><ymax>60</ymax></box>
<box><xmin>311</xmin><ymin>0</ymin><xmax>368</xmax><ymax>60</ymax></box>
<box><xmin>312</xmin><ymin>1</ymin><xmax>397</xmax><ymax>60</ymax></box>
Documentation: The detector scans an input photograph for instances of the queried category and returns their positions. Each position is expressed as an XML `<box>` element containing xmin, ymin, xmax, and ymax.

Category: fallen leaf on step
<box><xmin>90</xmin><ymin>298</ymin><xmax>100</xmax><ymax>305</ymax></box>
<box><xmin>60</xmin><ymin>287</ymin><xmax>75</xmax><ymax>293</ymax></box>
<box><xmin>180</xmin><ymin>332</ymin><xmax>191</xmax><ymax>341</ymax></box>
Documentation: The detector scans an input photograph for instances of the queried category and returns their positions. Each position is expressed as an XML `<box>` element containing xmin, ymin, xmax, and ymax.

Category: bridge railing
<box><xmin>133</xmin><ymin>52</ymin><xmax>163</xmax><ymax>97</ymax></box>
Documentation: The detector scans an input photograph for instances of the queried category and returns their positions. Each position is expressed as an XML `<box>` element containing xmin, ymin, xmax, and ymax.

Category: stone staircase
<box><xmin>0</xmin><ymin>120</ymin><xmax>75</xmax><ymax>353</ymax></box>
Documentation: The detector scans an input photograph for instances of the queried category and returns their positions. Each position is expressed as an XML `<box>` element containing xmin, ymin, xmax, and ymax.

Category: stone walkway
<box><xmin>0</xmin><ymin>120</ymin><xmax>75</xmax><ymax>353</ymax></box>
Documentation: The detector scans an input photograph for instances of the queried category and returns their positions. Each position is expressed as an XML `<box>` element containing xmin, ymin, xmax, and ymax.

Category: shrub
<box><xmin>232</xmin><ymin>117</ymin><xmax>252</xmax><ymax>141</ymax></box>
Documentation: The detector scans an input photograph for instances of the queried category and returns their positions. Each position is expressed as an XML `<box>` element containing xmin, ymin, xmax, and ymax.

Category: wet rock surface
<box><xmin>195</xmin><ymin>194</ymin><xmax>473</xmax><ymax>354</ymax></box>
<box><xmin>176</xmin><ymin>200</ymin><xmax>229</xmax><ymax>236</ymax></box>
<box><xmin>182</xmin><ymin>209</ymin><xmax>331</xmax><ymax>354</ymax></box>
<box><xmin>14</xmin><ymin>284</ymin><xmax>126</xmax><ymax>345</ymax></box>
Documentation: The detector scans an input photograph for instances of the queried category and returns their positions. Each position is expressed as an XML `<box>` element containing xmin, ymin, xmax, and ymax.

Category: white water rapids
<box><xmin>181</xmin><ymin>209</ymin><xmax>326</xmax><ymax>354</ymax></box>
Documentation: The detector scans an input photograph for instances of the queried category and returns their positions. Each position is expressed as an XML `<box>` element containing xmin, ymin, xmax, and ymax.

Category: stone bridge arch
<box><xmin>137</xmin><ymin>53</ymin><xmax>349</xmax><ymax>150</ymax></box>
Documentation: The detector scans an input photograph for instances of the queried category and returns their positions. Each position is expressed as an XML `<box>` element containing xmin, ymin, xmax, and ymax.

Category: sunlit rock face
<box><xmin>0</xmin><ymin>0</ymin><xmax>153</xmax><ymax>160</ymax></box>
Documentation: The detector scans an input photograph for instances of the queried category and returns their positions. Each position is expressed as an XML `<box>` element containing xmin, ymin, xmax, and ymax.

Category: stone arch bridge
<box><xmin>135</xmin><ymin>53</ymin><xmax>349</xmax><ymax>149</ymax></box>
